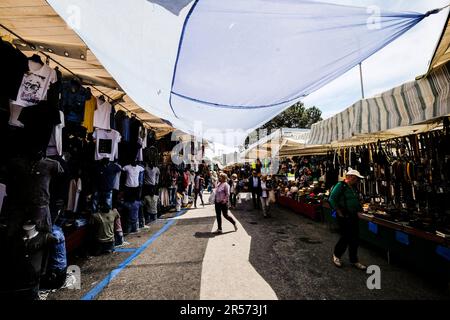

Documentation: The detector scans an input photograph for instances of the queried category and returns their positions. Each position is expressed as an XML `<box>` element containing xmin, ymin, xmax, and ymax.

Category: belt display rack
<box><xmin>325</xmin><ymin>117</ymin><xmax>450</xmax><ymax>238</ymax></box>
<box><xmin>321</xmin><ymin>117</ymin><xmax>450</xmax><ymax>282</ymax></box>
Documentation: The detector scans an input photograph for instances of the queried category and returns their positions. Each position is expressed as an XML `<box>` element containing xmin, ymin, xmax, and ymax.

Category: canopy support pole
<box><xmin>359</xmin><ymin>62</ymin><xmax>365</xmax><ymax>100</ymax></box>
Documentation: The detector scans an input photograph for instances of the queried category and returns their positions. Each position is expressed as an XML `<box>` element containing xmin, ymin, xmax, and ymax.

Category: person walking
<box><xmin>169</xmin><ymin>168</ymin><xmax>179</xmax><ymax>206</ymax></box>
<box><xmin>210</xmin><ymin>170</ymin><xmax>218</xmax><ymax>189</ymax></box>
<box><xmin>329</xmin><ymin>169</ymin><xmax>367</xmax><ymax>270</ymax></box>
<box><xmin>188</xmin><ymin>169</ymin><xmax>195</xmax><ymax>197</ymax></box>
<box><xmin>229</xmin><ymin>173</ymin><xmax>239</xmax><ymax>209</ymax></box>
<box><xmin>183</xmin><ymin>168</ymin><xmax>190</xmax><ymax>194</ymax></box>
<box><xmin>248</xmin><ymin>170</ymin><xmax>262</xmax><ymax>210</ymax></box>
<box><xmin>214</xmin><ymin>173</ymin><xmax>238</xmax><ymax>233</ymax></box>
<box><xmin>194</xmin><ymin>171</ymin><xmax>205</xmax><ymax>208</ymax></box>
<box><xmin>260</xmin><ymin>175</ymin><xmax>272</xmax><ymax>218</ymax></box>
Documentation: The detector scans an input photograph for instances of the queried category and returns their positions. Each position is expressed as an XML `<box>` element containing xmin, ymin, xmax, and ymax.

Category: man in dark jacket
<box><xmin>248</xmin><ymin>170</ymin><xmax>262</xmax><ymax>210</ymax></box>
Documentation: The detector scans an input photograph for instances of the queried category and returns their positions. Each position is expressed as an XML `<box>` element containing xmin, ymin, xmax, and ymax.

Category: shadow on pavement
<box><xmin>231</xmin><ymin>199</ymin><xmax>450</xmax><ymax>300</ymax></box>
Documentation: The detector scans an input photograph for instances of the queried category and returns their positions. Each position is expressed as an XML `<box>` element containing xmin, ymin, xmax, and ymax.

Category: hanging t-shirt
<box><xmin>90</xmin><ymin>209</ymin><xmax>120</xmax><ymax>243</ymax></box>
<box><xmin>0</xmin><ymin>183</ymin><xmax>6</xmax><ymax>214</ymax></box>
<box><xmin>0</xmin><ymin>39</ymin><xmax>29</xmax><ymax>101</ymax></box>
<box><xmin>12</xmin><ymin>61</ymin><xmax>57</xmax><ymax>107</ymax></box>
<box><xmin>95</xmin><ymin>162</ymin><xmax>122</xmax><ymax>192</ymax></box>
<box><xmin>61</xmin><ymin>80</ymin><xmax>90</xmax><ymax>124</ymax></box>
<box><xmin>30</xmin><ymin>158</ymin><xmax>65</xmax><ymax>207</ymax></box>
<box><xmin>129</xmin><ymin>117</ymin><xmax>141</xmax><ymax>143</ymax></box>
<box><xmin>140</xmin><ymin>127</ymin><xmax>148</xmax><ymax>149</ymax></box>
<box><xmin>137</xmin><ymin>137</ymin><xmax>144</xmax><ymax>162</ymax></box>
<box><xmin>110</xmin><ymin>104</ymin><xmax>116</xmax><ymax>130</ymax></box>
<box><xmin>47</xmin><ymin>111</ymin><xmax>65</xmax><ymax>157</ymax></box>
<box><xmin>123</xmin><ymin>165</ymin><xmax>145</xmax><ymax>188</ymax></box>
<box><xmin>144</xmin><ymin>166</ymin><xmax>160</xmax><ymax>186</ymax></box>
<box><xmin>113</xmin><ymin>171</ymin><xmax>121</xmax><ymax>191</ymax></box>
<box><xmin>93</xmin><ymin>128</ymin><xmax>121</xmax><ymax>161</ymax></box>
<box><xmin>93</xmin><ymin>99</ymin><xmax>112</xmax><ymax>130</ymax></box>
<box><xmin>67</xmin><ymin>178</ymin><xmax>82</xmax><ymax>212</ymax></box>
<box><xmin>122</xmin><ymin>116</ymin><xmax>131</xmax><ymax>142</ymax></box>
<box><xmin>18</xmin><ymin>101</ymin><xmax>62</xmax><ymax>155</ymax></box>
<box><xmin>82</xmin><ymin>95</ymin><xmax>96</xmax><ymax>133</ymax></box>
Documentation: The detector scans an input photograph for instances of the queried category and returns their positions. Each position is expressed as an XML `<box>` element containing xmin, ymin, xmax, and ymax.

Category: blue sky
<box><xmin>302</xmin><ymin>0</ymin><xmax>450</xmax><ymax>119</ymax></box>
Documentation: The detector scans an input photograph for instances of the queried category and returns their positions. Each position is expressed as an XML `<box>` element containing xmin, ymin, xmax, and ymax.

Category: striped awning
<box><xmin>308</xmin><ymin>62</ymin><xmax>450</xmax><ymax>146</ymax></box>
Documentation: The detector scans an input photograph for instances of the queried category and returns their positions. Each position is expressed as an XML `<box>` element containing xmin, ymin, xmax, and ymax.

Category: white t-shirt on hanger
<box><xmin>47</xmin><ymin>110</ymin><xmax>65</xmax><ymax>156</ymax></box>
<box><xmin>12</xmin><ymin>60</ymin><xmax>57</xmax><ymax>107</ymax></box>
<box><xmin>113</xmin><ymin>171</ymin><xmax>122</xmax><ymax>191</ymax></box>
<box><xmin>123</xmin><ymin>165</ymin><xmax>145</xmax><ymax>188</ymax></box>
<box><xmin>93</xmin><ymin>98</ymin><xmax>112</xmax><ymax>130</ymax></box>
<box><xmin>93</xmin><ymin>128</ymin><xmax>121</xmax><ymax>161</ymax></box>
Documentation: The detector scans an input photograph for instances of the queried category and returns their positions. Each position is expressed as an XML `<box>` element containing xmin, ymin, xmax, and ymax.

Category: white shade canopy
<box><xmin>44</xmin><ymin>0</ymin><xmax>440</xmax><ymax>146</ymax></box>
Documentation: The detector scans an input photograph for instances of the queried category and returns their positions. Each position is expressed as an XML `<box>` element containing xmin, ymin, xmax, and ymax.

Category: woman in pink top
<box><xmin>214</xmin><ymin>173</ymin><xmax>238</xmax><ymax>234</ymax></box>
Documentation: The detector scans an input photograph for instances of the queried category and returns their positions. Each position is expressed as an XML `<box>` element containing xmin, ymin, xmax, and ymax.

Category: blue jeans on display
<box><xmin>139</xmin><ymin>202</ymin><xmax>145</xmax><ymax>228</ymax></box>
<box><xmin>93</xmin><ymin>191</ymin><xmax>113</xmax><ymax>212</ymax></box>
<box><xmin>124</xmin><ymin>201</ymin><xmax>140</xmax><ymax>233</ymax></box>
<box><xmin>169</xmin><ymin>187</ymin><xmax>177</xmax><ymax>206</ymax></box>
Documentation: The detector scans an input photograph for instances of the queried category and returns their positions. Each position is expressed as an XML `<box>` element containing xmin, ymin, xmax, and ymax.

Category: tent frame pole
<box><xmin>359</xmin><ymin>62</ymin><xmax>365</xmax><ymax>100</ymax></box>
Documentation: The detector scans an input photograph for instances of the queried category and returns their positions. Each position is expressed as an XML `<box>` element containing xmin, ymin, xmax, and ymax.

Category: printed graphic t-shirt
<box><xmin>13</xmin><ymin>61</ymin><xmax>57</xmax><ymax>107</ymax></box>
<box><xmin>93</xmin><ymin>128</ymin><xmax>121</xmax><ymax>161</ymax></box>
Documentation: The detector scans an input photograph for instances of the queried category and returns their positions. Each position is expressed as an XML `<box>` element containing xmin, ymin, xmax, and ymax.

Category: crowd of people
<box><xmin>77</xmin><ymin>155</ymin><xmax>366</xmax><ymax>270</ymax></box>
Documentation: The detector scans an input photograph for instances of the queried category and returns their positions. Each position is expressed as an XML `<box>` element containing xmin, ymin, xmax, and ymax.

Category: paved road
<box><xmin>49</xmin><ymin>195</ymin><xmax>450</xmax><ymax>300</ymax></box>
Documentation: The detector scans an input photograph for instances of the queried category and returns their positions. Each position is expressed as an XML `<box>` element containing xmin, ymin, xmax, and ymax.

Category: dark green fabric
<box><xmin>329</xmin><ymin>181</ymin><xmax>362</xmax><ymax>215</ymax></box>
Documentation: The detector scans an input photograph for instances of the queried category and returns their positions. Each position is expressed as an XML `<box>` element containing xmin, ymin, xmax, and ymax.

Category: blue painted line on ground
<box><xmin>81</xmin><ymin>210</ymin><xmax>187</xmax><ymax>300</ymax></box>
<box><xmin>114</xmin><ymin>248</ymin><xmax>138</xmax><ymax>253</ymax></box>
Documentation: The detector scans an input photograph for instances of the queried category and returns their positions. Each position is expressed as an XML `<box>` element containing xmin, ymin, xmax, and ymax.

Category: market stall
<box><xmin>269</xmin><ymin>53</ymin><xmax>450</xmax><ymax>281</ymax></box>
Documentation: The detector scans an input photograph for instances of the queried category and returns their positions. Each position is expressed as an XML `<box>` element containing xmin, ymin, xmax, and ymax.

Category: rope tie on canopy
<box><xmin>425</xmin><ymin>4</ymin><xmax>450</xmax><ymax>17</ymax></box>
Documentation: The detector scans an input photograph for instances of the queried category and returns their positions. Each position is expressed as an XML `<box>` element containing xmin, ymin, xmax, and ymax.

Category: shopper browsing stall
<box><xmin>248</xmin><ymin>170</ymin><xmax>262</xmax><ymax>210</ymax></box>
<box><xmin>260</xmin><ymin>175</ymin><xmax>273</xmax><ymax>218</ymax></box>
<box><xmin>329</xmin><ymin>169</ymin><xmax>367</xmax><ymax>270</ymax></box>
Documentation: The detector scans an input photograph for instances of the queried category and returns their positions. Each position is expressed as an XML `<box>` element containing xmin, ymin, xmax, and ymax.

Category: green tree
<box><xmin>262</xmin><ymin>102</ymin><xmax>322</xmax><ymax>130</ymax></box>
<box><xmin>245</xmin><ymin>102</ymin><xmax>322</xmax><ymax>147</ymax></box>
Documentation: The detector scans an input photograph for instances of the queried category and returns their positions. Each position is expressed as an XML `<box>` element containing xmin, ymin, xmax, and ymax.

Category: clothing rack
<box><xmin>0</xmin><ymin>23</ymin><xmax>154</xmax><ymax>130</ymax></box>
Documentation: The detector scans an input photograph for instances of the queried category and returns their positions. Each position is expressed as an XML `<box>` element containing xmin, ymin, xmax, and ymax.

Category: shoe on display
<box><xmin>352</xmin><ymin>262</ymin><xmax>367</xmax><ymax>270</ymax></box>
<box><xmin>333</xmin><ymin>255</ymin><xmax>342</xmax><ymax>268</ymax></box>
